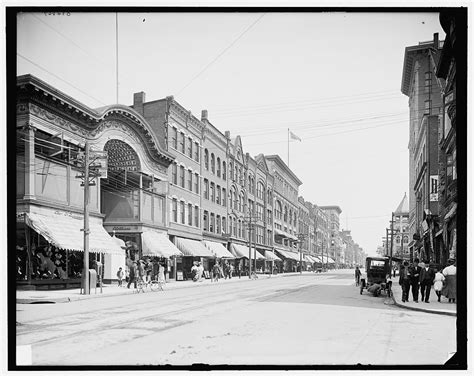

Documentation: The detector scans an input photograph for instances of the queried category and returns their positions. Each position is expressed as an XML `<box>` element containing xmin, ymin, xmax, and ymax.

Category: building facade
<box><xmin>16</xmin><ymin>75</ymin><xmax>176</xmax><ymax>287</ymax></box>
<box><xmin>436</xmin><ymin>10</ymin><xmax>459</xmax><ymax>263</ymax></box>
<box><xmin>319</xmin><ymin>206</ymin><xmax>342</xmax><ymax>267</ymax></box>
<box><xmin>401</xmin><ymin>34</ymin><xmax>444</xmax><ymax>263</ymax></box>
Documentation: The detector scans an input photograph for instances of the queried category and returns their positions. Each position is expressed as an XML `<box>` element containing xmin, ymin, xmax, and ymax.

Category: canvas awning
<box><xmin>21</xmin><ymin>211</ymin><xmax>124</xmax><ymax>255</ymax></box>
<box><xmin>203</xmin><ymin>240</ymin><xmax>234</xmax><ymax>258</ymax></box>
<box><xmin>264</xmin><ymin>250</ymin><xmax>282</xmax><ymax>261</ymax></box>
<box><xmin>141</xmin><ymin>230</ymin><xmax>183</xmax><ymax>258</ymax></box>
<box><xmin>230</xmin><ymin>243</ymin><xmax>265</xmax><ymax>259</ymax></box>
<box><xmin>275</xmin><ymin>249</ymin><xmax>301</xmax><ymax>261</ymax></box>
<box><xmin>175</xmin><ymin>237</ymin><xmax>215</xmax><ymax>257</ymax></box>
<box><xmin>273</xmin><ymin>228</ymin><xmax>298</xmax><ymax>241</ymax></box>
<box><xmin>444</xmin><ymin>203</ymin><xmax>457</xmax><ymax>221</ymax></box>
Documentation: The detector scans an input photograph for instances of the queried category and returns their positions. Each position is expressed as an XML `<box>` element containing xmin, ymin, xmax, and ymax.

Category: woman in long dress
<box><xmin>442</xmin><ymin>259</ymin><xmax>456</xmax><ymax>303</ymax></box>
<box><xmin>158</xmin><ymin>262</ymin><xmax>166</xmax><ymax>284</ymax></box>
<box><xmin>433</xmin><ymin>268</ymin><xmax>445</xmax><ymax>302</ymax></box>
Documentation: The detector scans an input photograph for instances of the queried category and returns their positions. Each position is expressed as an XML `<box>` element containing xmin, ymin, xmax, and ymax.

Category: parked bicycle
<box><xmin>135</xmin><ymin>277</ymin><xmax>164</xmax><ymax>293</ymax></box>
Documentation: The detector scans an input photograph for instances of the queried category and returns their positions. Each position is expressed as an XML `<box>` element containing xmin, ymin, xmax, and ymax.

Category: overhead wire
<box><xmin>176</xmin><ymin>13</ymin><xmax>266</xmax><ymax>95</ymax></box>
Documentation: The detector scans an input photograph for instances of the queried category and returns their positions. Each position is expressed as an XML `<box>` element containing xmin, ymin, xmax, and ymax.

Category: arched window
<box><xmin>275</xmin><ymin>201</ymin><xmax>282</xmax><ymax>220</ymax></box>
<box><xmin>289</xmin><ymin>209</ymin><xmax>292</xmax><ymax>225</ymax></box>
<box><xmin>239</xmin><ymin>192</ymin><xmax>244</xmax><ymax>212</ymax></box>
<box><xmin>396</xmin><ymin>236</ymin><xmax>401</xmax><ymax>244</ymax></box>
<box><xmin>216</xmin><ymin>157</ymin><xmax>221</xmax><ymax>177</ymax></box>
<box><xmin>204</xmin><ymin>149</ymin><xmax>209</xmax><ymax>170</ymax></box>
<box><xmin>229</xmin><ymin>162</ymin><xmax>233</xmax><ymax>180</ymax></box>
<box><xmin>222</xmin><ymin>162</ymin><xmax>227</xmax><ymax>180</ymax></box>
<box><xmin>284</xmin><ymin>206</ymin><xmax>288</xmax><ymax>222</ymax></box>
<box><xmin>211</xmin><ymin>153</ymin><xmax>215</xmax><ymax>174</ymax></box>
<box><xmin>257</xmin><ymin>182</ymin><xmax>265</xmax><ymax>200</ymax></box>
<box><xmin>229</xmin><ymin>187</ymin><xmax>234</xmax><ymax>208</ymax></box>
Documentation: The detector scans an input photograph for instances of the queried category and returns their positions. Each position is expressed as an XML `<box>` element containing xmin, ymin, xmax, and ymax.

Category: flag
<box><xmin>290</xmin><ymin>131</ymin><xmax>301</xmax><ymax>142</ymax></box>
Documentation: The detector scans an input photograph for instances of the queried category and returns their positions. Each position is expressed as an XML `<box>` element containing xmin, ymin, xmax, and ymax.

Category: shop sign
<box><xmin>104</xmin><ymin>225</ymin><xmax>140</xmax><ymax>233</ymax></box>
<box><xmin>176</xmin><ymin>271</ymin><xmax>184</xmax><ymax>281</ymax></box>
<box><xmin>429</xmin><ymin>175</ymin><xmax>439</xmax><ymax>202</ymax></box>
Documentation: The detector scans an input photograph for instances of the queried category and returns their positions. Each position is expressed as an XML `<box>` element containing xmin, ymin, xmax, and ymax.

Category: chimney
<box><xmin>201</xmin><ymin>110</ymin><xmax>208</xmax><ymax>122</ymax></box>
<box><xmin>133</xmin><ymin>92</ymin><xmax>146</xmax><ymax>115</ymax></box>
<box><xmin>225</xmin><ymin>131</ymin><xmax>231</xmax><ymax>139</ymax></box>
<box><xmin>433</xmin><ymin>32</ymin><xmax>439</xmax><ymax>48</ymax></box>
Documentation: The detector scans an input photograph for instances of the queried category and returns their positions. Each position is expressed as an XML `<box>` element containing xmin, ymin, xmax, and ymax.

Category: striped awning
<box><xmin>203</xmin><ymin>240</ymin><xmax>234</xmax><ymax>258</ymax></box>
<box><xmin>21</xmin><ymin>211</ymin><xmax>124</xmax><ymax>255</ymax></box>
<box><xmin>141</xmin><ymin>230</ymin><xmax>183</xmax><ymax>258</ymax></box>
<box><xmin>230</xmin><ymin>243</ymin><xmax>265</xmax><ymax>259</ymax></box>
<box><xmin>175</xmin><ymin>237</ymin><xmax>215</xmax><ymax>257</ymax></box>
<box><xmin>264</xmin><ymin>250</ymin><xmax>282</xmax><ymax>261</ymax></box>
<box><xmin>275</xmin><ymin>249</ymin><xmax>301</xmax><ymax>261</ymax></box>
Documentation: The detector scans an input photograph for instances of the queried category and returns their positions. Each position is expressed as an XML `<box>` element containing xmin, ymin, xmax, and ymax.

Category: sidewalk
<box><xmin>390</xmin><ymin>283</ymin><xmax>456</xmax><ymax>317</ymax></box>
<box><xmin>16</xmin><ymin>271</ymin><xmax>307</xmax><ymax>304</ymax></box>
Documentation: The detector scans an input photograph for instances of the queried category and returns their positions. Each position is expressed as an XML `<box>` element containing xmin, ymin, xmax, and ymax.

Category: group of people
<box><xmin>117</xmin><ymin>257</ymin><xmax>166</xmax><ymax>289</ymax></box>
<box><xmin>398</xmin><ymin>258</ymin><xmax>456</xmax><ymax>303</ymax></box>
<box><xmin>209</xmin><ymin>261</ymin><xmax>243</xmax><ymax>282</ymax></box>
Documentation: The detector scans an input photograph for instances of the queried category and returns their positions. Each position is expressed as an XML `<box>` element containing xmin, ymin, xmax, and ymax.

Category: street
<box><xmin>16</xmin><ymin>270</ymin><xmax>456</xmax><ymax>366</ymax></box>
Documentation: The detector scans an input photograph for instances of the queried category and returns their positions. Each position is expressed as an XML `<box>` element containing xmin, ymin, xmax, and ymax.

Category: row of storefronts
<box><xmin>15</xmin><ymin>74</ymin><xmax>336</xmax><ymax>290</ymax></box>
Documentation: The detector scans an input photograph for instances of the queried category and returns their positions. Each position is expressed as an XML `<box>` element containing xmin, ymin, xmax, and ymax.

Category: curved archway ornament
<box><xmin>104</xmin><ymin>139</ymin><xmax>141</xmax><ymax>172</ymax></box>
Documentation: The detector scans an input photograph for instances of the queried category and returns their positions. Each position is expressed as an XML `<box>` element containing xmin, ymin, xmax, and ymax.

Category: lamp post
<box><xmin>297</xmin><ymin>233</ymin><xmax>307</xmax><ymax>274</ymax></box>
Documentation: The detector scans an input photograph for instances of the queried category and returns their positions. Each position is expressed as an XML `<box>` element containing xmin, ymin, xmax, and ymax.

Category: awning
<box><xmin>141</xmin><ymin>230</ymin><xmax>183</xmax><ymax>258</ymax></box>
<box><xmin>275</xmin><ymin>249</ymin><xmax>301</xmax><ymax>261</ymax></box>
<box><xmin>304</xmin><ymin>255</ymin><xmax>314</xmax><ymax>263</ymax></box>
<box><xmin>444</xmin><ymin>203</ymin><xmax>457</xmax><ymax>221</ymax></box>
<box><xmin>264</xmin><ymin>250</ymin><xmax>282</xmax><ymax>261</ymax></box>
<box><xmin>22</xmin><ymin>212</ymin><xmax>124</xmax><ymax>255</ymax></box>
<box><xmin>230</xmin><ymin>243</ymin><xmax>265</xmax><ymax>259</ymax></box>
<box><xmin>203</xmin><ymin>240</ymin><xmax>234</xmax><ymax>258</ymax></box>
<box><xmin>274</xmin><ymin>228</ymin><xmax>298</xmax><ymax>241</ymax></box>
<box><xmin>435</xmin><ymin>229</ymin><xmax>444</xmax><ymax>237</ymax></box>
<box><xmin>175</xmin><ymin>237</ymin><xmax>215</xmax><ymax>257</ymax></box>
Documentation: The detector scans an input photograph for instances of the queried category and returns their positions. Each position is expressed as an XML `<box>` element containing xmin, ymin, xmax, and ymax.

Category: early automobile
<box><xmin>360</xmin><ymin>256</ymin><xmax>393</xmax><ymax>297</ymax></box>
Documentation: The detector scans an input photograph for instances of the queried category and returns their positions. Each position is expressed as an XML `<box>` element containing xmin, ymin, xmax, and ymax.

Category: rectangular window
<box><xmin>222</xmin><ymin>188</ymin><xmax>226</xmax><ymax>207</ymax></box>
<box><xmin>210</xmin><ymin>182</ymin><xmax>215</xmax><ymax>202</ymax></box>
<box><xmin>187</xmin><ymin>170</ymin><xmax>192</xmax><ymax>191</ymax></box>
<box><xmin>180</xmin><ymin>201</ymin><xmax>185</xmax><ymax>224</ymax></box>
<box><xmin>210</xmin><ymin>213</ymin><xmax>215</xmax><ymax>233</ymax></box>
<box><xmin>216</xmin><ymin>185</ymin><xmax>221</xmax><ymax>205</ymax></box>
<box><xmin>188</xmin><ymin>203</ymin><xmax>193</xmax><ymax>225</ymax></box>
<box><xmin>222</xmin><ymin>217</ymin><xmax>226</xmax><ymax>235</ymax></box>
<box><xmin>203</xmin><ymin>211</ymin><xmax>209</xmax><ymax>231</ymax></box>
<box><xmin>170</xmin><ymin>126</ymin><xmax>177</xmax><ymax>149</ymax></box>
<box><xmin>172</xmin><ymin>164</ymin><xmax>177</xmax><ymax>184</ymax></box>
<box><xmin>180</xmin><ymin>166</ymin><xmax>185</xmax><ymax>187</ymax></box>
<box><xmin>179</xmin><ymin>132</ymin><xmax>185</xmax><ymax>153</ymax></box>
<box><xmin>194</xmin><ymin>142</ymin><xmax>199</xmax><ymax>161</ymax></box>
<box><xmin>172</xmin><ymin>199</ymin><xmax>177</xmax><ymax>222</ymax></box>
<box><xmin>216</xmin><ymin>215</ymin><xmax>221</xmax><ymax>234</ymax></box>
<box><xmin>194</xmin><ymin>173</ymin><xmax>199</xmax><ymax>193</ymax></box>
<box><xmin>204</xmin><ymin>179</ymin><xmax>209</xmax><ymax>200</ymax></box>
<box><xmin>194</xmin><ymin>206</ymin><xmax>199</xmax><ymax>227</ymax></box>
<box><xmin>188</xmin><ymin>137</ymin><xmax>193</xmax><ymax>158</ymax></box>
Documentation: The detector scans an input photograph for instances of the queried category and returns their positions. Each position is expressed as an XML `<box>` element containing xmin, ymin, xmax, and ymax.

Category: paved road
<box><xmin>16</xmin><ymin>270</ymin><xmax>456</xmax><ymax>366</ymax></box>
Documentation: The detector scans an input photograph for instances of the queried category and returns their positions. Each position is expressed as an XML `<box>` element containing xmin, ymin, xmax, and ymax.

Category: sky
<box><xmin>16</xmin><ymin>10</ymin><xmax>447</xmax><ymax>255</ymax></box>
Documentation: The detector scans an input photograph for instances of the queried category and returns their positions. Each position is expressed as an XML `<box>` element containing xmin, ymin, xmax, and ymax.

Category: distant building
<box><xmin>319</xmin><ymin>206</ymin><xmax>342</xmax><ymax>267</ymax></box>
<box><xmin>391</xmin><ymin>193</ymin><xmax>410</xmax><ymax>260</ymax></box>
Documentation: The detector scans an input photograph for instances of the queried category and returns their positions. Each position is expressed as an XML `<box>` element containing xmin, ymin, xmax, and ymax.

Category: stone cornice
<box><xmin>169</xmin><ymin>100</ymin><xmax>204</xmax><ymax>132</ymax></box>
<box><xmin>17</xmin><ymin>75</ymin><xmax>175</xmax><ymax>167</ymax></box>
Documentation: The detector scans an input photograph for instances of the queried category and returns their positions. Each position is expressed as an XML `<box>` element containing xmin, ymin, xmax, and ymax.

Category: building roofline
<box><xmin>264</xmin><ymin>154</ymin><xmax>303</xmax><ymax>186</ymax></box>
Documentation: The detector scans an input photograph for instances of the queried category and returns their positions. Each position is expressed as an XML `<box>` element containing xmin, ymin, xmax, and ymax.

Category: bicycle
<box><xmin>135</xmin><ymin>277</ymin><xmax>164</xmax><ymax>293</ymax></box>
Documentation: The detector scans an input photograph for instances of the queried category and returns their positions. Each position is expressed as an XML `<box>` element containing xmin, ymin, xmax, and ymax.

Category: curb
<box><xmin>391</xmin><ymin>294</ymin><xmax>456</xmax><ymax>317</ymax></box>
<box><xmin>17</xmin><ymin>271</ymin><xmax>303</xmax><ymax>304</ymax></box>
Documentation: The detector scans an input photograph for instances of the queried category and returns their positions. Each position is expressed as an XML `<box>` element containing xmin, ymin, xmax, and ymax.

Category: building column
<box><xmin>23</xmin><ymin>123</ymin><xmax>36</xmax><ymax>200</ymax></box>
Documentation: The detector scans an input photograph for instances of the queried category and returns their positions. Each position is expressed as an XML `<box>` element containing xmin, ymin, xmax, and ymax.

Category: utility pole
<box><xmin>82</xmin><ymin>141</ymin><xmax>91</xmax><ymax>295</ymax></box>
<box><xmin>390</xmin><ymin>212</ymin><xmax>394</xmax><ymax>274</ymax></box>
<box><xmin>297</xmin><ymin>233</ymin><xmax>306</xmax><ymax>274</ymax></box>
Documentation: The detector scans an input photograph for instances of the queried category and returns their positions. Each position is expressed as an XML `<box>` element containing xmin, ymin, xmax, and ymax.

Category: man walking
<box><xmin>409</xmin><ymin>258</ymin><xmax>421</xmax><ymax>303</ymax></box>
<box><xmin>399</xmin><ymin>261</ymin><xmax>410</xmax><ymax>302</ymax></box>
<box><xmin>419</xmin><ymin>260</ymin><xmax>435</xmax><ymax>303</ymax></box>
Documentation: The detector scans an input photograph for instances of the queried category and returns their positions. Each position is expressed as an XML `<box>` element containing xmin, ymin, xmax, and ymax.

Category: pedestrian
<box><xmin>433</xmin><ymin>267</ymin><xmax>445</xmax><ymax>302</ymax></box>
<box><xmin>236</xmin><ymin>263</ymin><xmax>241</xmax><ymax>279</ymax></box>
<box><xmin>419</xmin><ymin>260</ymin><xmax>435</xmax><ymax>303</ymax></box>
<box><xmin>442</xmin><ymin>259</ymin><xmax>456</xmax><ymax>303</ymax></box>
<box><xmin>127</xmin><ymin>261</ymin><xmax>138</xmax><ymax>289</ymax></box>
<box><xmin>212</xmin><ymin>262</ymin><xmax>221</xmax><ymax>282</ymax></box>
<box><xmin>409</xmin><ymin>258</ymin><xmax>421</xmax><ymax>303</ymax></box>
<box><xmin>355</xmin><ymin>266</ymin><xmax>361</xmax><ymax>286</ymax></box>
<box><xmin>229</xmin><ymin>264</ymin><xmax>234</xmax><ymax>279</ymax></box>
<box><xmin>116</xmin><ymin>267</ymin><xmax>124</xmax><ymax>287</ymax></box>
<box><xmin>191</xmin><ymin>262</ymin><xmax>199</xmax><ymax>282</ymax></box>
<box><xmin>158</xmin><ymin>261</ymin><xmax>166</xmax><ymax>284</ymax></box>
<box><xmin>197</xmin><ymin>262</ymin><xmax>204</xmax><ymax>282</ymax></box>
<box><xmin>223</xmin><ymin>261</ymin><xmax>229</xmax><ymax>280</ymax></box>
<box><xmin>399</xmin><ymin>260</ymin><xmax>410</xmax><ymax>302</ymax></box>
<box><xmin>138</xmin><ymin>259</ymin><xmax>146</xmax><ymax>284</ymax></box>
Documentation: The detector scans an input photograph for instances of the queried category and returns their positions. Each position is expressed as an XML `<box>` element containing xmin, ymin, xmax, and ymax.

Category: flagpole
<box><xmin>288</xmin><ymin>128</ymin><xmax>290</xmax><ymax>167</ymax></box>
